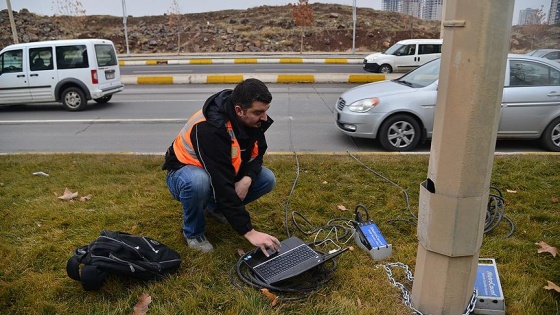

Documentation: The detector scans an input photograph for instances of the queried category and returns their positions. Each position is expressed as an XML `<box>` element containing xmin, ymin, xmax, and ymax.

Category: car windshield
<box><xmin>394</xmin><ymin>58</ymin><xmax>441</xmax><ymax>88</ymax></box>
<box><xmin>530</xmin><ymin>50</ymin><xmax>548</xmax><ymax>58</ymax></box>
<box><xmin>383</xmin><ymin>44</ymin><xmax>404</xmax><ymax>55</ymax></box>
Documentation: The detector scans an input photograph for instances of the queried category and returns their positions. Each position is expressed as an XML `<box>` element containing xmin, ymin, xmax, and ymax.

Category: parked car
<box><xmin>526</xmin><ymin>49</ymin><xmax>560</xmax><ymax>63</ymax></box>
<box><xmin>363</xmin><ymin>39</ymin><xmax>443</xmax><ymax>74</ymax></box>
<box><xmin>336</xmin><ymin>54</ymin><xmax>560</xmax><ymax>151</ymax></box>
<box><xmin>0</xmin><ymin>39</ymin><xmax>123</xmax><ymax>111</ymax></box>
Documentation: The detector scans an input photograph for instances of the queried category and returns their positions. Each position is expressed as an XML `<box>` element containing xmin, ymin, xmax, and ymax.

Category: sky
<box><xmin>0</xmin><ymin>0</ymin><xmax>552</xmax><ymax>25</ymax></box>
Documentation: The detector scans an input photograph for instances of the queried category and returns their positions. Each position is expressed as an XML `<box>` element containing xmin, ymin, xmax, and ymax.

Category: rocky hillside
<box><xmin>0</xmin><ymin>4</ymin><xmax>557</xmax><ymax>54</ymax></box>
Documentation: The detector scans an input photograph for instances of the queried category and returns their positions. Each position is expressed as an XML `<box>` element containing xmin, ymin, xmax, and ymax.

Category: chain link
<box><xmin>376</xmin><ymin>263</ymin><xmax>478</xmax><ymax>315</ymax></box>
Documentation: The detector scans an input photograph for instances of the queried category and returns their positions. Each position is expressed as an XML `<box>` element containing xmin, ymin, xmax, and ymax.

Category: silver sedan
<box><xmin>335</xmin><ymin>54</ymin><xmax>560</xmax><ymax>151</ymax></box>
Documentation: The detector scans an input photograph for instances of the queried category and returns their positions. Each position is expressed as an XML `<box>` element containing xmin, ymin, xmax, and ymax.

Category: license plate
<box><xmin>105</xmin><ymin>71</ymin><xmax>115</xmax><ymax>79</ymax></box>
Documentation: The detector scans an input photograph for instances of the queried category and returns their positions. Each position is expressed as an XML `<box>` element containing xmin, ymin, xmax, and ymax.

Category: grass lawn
<box><xmin>0</xmin><ymin>153</ymin><xmax>559</xmax><ymax>314</ymax></box>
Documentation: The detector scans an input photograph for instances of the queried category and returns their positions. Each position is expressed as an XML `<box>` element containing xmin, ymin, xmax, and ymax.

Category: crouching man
<box><xmin>163</xmin><ymin>79</ymin><xmax>281</xmax><ymax>255</ymax></box>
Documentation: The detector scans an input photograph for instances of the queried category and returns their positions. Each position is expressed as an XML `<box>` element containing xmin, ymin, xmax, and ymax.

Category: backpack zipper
<box><xmin>142</xmin><ymin>237</ymin><xmax>160</xmax><ymax>254</ymax></box>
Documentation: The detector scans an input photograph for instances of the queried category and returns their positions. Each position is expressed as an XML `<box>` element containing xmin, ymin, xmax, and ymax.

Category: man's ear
<box><xmin>234</xmin><ymin>105</ymin><xmax>243</xmax><ymax>116</ymax></box>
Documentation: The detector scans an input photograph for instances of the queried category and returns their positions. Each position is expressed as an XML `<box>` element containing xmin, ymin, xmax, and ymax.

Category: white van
<box><xmin>0</xmin><ymin>39</ymin><xmax>123</xmax><ymax>111</ymax></box>
<box><xmin>363</xmin><ymin>39</ymin><xmax>443</xmax><ymax>74</ymax></box>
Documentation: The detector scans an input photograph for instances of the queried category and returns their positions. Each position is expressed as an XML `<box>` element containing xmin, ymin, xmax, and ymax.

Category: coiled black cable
<box><xmin>229</xmin><ymin>243</ymin><xmax>338</xmax><ymax>301</ymax></box>
<box><xmin>348</xmin><ymin>152</ymin><xmax>515</xmax><ymax>238</ymax></box>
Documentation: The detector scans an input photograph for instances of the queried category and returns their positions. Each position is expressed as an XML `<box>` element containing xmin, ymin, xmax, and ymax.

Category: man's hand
<box><xmin>235</xmin><ymin>176</ymin><xmax>252</xmax><ymax>200</ymax></box>
<box><xmin>244</xmin><ymin>229</ymin><xmax>281</xmax><ymax>257</ymax></box>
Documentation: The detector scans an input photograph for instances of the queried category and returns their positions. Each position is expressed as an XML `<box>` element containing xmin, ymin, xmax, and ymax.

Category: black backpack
<box><xmin>66</xmin><ymin>230</ymin><xmax>181</xmax><ymax>291</ymax></box>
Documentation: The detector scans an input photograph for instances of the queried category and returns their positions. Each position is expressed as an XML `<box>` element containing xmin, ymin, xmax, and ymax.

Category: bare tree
<box><xmin>291</xmin><ymin>0</ymin><xmax>314</xmax><ymax>54</ymax></box>
<box><xmin>525</xmin><ymin>5</ymin><xmax>547</xmax><ymax>50</ymax></box>
<box><xmin>51</xmin><ymin>0</ymin><xmax>87</xmax><ymax>39</ymax></box>
<box><xmin>167</xmin><ymin>0</ymin><xmax>184</xmax><ymax>54</ymax></box>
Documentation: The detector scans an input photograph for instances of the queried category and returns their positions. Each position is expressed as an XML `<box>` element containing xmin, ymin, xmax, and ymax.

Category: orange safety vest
<box><xmin>173</xmin><ymin>109</ymin><xmax>259</xmax><ymax>174</ymax></box>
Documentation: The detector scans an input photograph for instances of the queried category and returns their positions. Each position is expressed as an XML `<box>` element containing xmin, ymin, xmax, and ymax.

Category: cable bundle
<box><xmin>229</xmin><ymin>245</ymin><xmax>338</xmax><ymax>302</ymax></box>
<box><xmin>485</xmin><ymin>187</ymin><xmax>515</xmax><ymax>237</ymax></box>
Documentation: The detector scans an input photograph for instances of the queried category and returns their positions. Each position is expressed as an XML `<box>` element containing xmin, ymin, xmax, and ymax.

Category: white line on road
<box><xmin>114</xmin><ymin>99</ymin><xmax>206</xmax><ymax>102</ymax></box>
<box><xmin>254</xmin><ymin>69</ymin><xmax>317</xmax><ymax>72</ymax></box>
<box><xmin>0</xmin><ymin>118</ymin><xmax>185</xmax><ymax>124</ymax></box>
<box><xmin>132</xmin><ymin>70</ymin><xmax>194</xmax><ymax>73</ymax></box>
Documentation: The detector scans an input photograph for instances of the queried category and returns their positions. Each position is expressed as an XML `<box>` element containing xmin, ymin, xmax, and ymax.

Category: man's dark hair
<box><xmin>231</xmin><ymin>78</ymin><xmax>272</xmax><ymax>110</ymax></box>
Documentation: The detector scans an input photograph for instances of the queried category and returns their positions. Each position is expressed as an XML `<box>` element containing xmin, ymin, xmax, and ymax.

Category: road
<box><xmin>0</xmin><ymin>84</ymin><xmax>385</xmax><ymax>153</ymax></box>
<box><xmin>0</xmin><ymin>84</ymin><xmax>545</xmax><ymax>154</ymax></box>
<box><xmin>120</xmin><ymin>63</ymin><xmax>365</xmax><ymax>75</ymax></box>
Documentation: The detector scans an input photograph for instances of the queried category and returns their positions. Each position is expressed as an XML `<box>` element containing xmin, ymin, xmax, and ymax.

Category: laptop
<box><xmin>242</xmin><ymin>236</ymin><xmax>347</xmax><ymax>285</ymax></box>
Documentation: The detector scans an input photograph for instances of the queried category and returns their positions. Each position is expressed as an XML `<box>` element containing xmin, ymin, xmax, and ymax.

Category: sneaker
<box><xmin>204</xmin><ymin>208</ymin><xmax>228</xmax><ymax>224</ymax></box>
<box><xmin>186</xmin><ymin>234</ymin><xmax>214</xmax><ymax>253</ymax></box>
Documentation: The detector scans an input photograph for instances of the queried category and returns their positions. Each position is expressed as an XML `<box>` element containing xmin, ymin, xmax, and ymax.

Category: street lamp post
<box><xmin>352</xmin><ymin>0</ymin><xmax>356</xmax><ymax>54</ymax></box>
<box><xmin>122</xmin><ymin>0</ymin><xmax>130</xmax><ymax>56</ymax></box>
<box><xmin>6</xmin><ymin>0</ymin><xmax>19</xmax><ymax>43</ymax></box>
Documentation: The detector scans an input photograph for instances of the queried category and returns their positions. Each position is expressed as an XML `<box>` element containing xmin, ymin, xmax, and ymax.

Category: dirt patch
<box><xmin>1</xmin><ymin>4</ymin><xmax>557</xmax><ymax>54</ymax></box>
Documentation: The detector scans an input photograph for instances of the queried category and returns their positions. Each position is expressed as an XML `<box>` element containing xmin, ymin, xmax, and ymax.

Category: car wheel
<box><xmin>378</xmin><ymin>114</ymin><xmax>421</xmax><ymax>151</ymax></box>
<box><xmin>540</xmin><ymin>117</ymin><xmax>560</xmax><ymax>152</ymax></box>
<box><xmin>94</xmin><ymin>95</ymin><xmax>112</xmax><ymax>104</ymax></box>
<box><xmin>378</xmin><ymin>64</ymin><xmax>393</xmax><ymax>74</ymax></box>
<box><xmin>61</xmin><ymin>87</ymin><xmax>87</xmax><ymax>111</ymax></box>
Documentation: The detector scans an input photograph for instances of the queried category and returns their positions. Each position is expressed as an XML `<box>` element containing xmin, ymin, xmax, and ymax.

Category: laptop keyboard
<box><xmin>254</xmin><ymin>244</ymin><xmax>318</xmax><ymax>280</ymax></box>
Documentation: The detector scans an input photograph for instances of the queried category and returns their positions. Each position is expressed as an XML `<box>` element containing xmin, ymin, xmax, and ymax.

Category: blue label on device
<box><xmin>475</xmin><ymin>264</ymin><xmax>503</xmax><ymax>298</ymax></box>
<box><xmin>360</xmin><ymin>223</ymin><xmax>387</xmax><ymax>248</ymax></box>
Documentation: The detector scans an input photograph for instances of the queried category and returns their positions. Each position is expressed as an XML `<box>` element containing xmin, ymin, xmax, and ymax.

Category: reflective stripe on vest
<box><xmin>173</xmin><ymin>109</ymin><xmax>258</xmax><ymax>174</ymax></box>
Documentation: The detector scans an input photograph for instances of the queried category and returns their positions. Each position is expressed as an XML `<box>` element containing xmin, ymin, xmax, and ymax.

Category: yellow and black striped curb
<box><xmin>119</xmin><ymin>58</ymin><xmax>363</xmax><ymax>66</ymax></box>
<box><xmin>122</xmin><ymin>73</ymin><xmax>385</xmax><ymax>84</ymax></box>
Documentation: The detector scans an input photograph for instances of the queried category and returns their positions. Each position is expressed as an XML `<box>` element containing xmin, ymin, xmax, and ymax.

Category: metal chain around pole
<box><xmin>376</xmin><ymin>263</ymin><xmax>478</xmax><ymax>315</ymax></box>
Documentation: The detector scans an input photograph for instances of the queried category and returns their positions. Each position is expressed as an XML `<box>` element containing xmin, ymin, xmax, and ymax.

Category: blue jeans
<box><xmin>166</xmin><ymin>165</ymin><xmax>276</xmax><ymax>239</ymax></box>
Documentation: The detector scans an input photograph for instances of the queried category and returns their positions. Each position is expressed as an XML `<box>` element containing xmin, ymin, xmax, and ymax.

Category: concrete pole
<box><xmin>6</xmin><ymin>0</ymin><xmax>19</xmax><ymax>44</ymax></box>
<box><xmin>352</xmin><ymin>0</ymin><xmax>356</xmax><ymax>54</ymax></box>
<box><xmin>122</xmin><ymin>0</ymin><xmax>130</xmax><ymax>56</ymax></box>
<box><xmin>410</xmin><ymin>1</ymin><xmax>514</xmax><ymax>314</ymax></box>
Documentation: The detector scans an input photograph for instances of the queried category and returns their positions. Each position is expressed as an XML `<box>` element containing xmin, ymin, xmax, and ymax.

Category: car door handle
<box><xmin>547</xmin><ymin>92</ymin><xmax>560</xmax><ymax>97</ymax></box>
<box><xmin>30</xmin><ymin>74</ymin><xmax>39</xmax><ymax>77</ymax></box>
<box><xmin>17</xmin><ymin>74</ymin><xmax>25</xmax><ymax>78</ymax></box>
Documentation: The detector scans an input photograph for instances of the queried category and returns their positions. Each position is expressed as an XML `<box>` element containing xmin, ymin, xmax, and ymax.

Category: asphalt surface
<box><xmin>118</xmin><ymin>53</ymin><xmax>395</xmax><ymax>84</ymax></box>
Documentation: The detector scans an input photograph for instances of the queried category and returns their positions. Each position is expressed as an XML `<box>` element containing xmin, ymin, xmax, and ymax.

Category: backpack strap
<box><xmin>66</xmin><ymin>246</ymin><xmax>88</xmax><ymax>281</ymax></box>
<box><xmin>80</xmin><ymin>264</ymin><xmax>108</xmax><ymax>291</ymax></box>
<box><xmin>66</xmin><ymin>245</ymin><xmax>108</xmax><ymax>291</ymax></box>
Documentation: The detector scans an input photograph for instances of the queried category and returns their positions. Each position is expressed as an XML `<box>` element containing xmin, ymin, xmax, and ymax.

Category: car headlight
<box><xmin>348</xmin><ymin>97</ymin><xmax>380</xmax><ymax>113</ymax></box>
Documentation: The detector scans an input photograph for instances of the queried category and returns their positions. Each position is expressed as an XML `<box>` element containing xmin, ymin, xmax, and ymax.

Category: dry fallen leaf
<box><xmin>552</xmin><ymin>197</ymin><xmax>559</xmax><ymax>204</ymax></box>
<box><xmin>129</xmin><ymin>293</ymin><xmax>152</xmax><ymax>315</ymax></box>
<box><xmin>536</xmin><ymin>241</ymin><xmax>558</xmax><ymax>258</ymax></box>
<box><xmin>260</xmin><ymin>288</ymin><xmax>279</xmax><ymax>306</ymax></box>
<box><xmin>337</xmin><ymin>205</ymin><xmax>348</xmax><ymax>211</ymax></box>
<box><xmin>80</xmin><ymin>194</ymin><xmax>93</xmax><ymax>202</ymax></box>
<box><xmin>544</xmin><ymin>281</ymin><xmax>560</xmax><ymax>293</ymax></box>
<box><xmin>506</xmin><ymin>189</ymin><xmax>517</xmax><ymax>194</ymax></box>
<box><xmin>357</xmin><ymin>297</ymin><xmax>362</xmax><ymax>308</ymax></box>
<box><xmin>58</xmin><ymin>188</ymin><xmax>78</xmax><ymax>201</ymax></box>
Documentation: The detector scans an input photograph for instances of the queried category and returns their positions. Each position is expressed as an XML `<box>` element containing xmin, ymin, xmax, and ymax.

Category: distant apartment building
<box><xmin>383</xmin><ymin>0</ymin><xmax>400</xmax><ymax>12</ymax></box>
<box><xmin>401</xmin><ymin>0</ymin><xmax>422</xmax><ymax>19</ymax></box>
<box><xmin>382</xmin><ymin>0</ymin><xmax>443</xmax><ymax>20</ymax></box>
<box><xmin>422</xmin><ymin>0</ymin><xmax>443</xmax><ymax>21</ymax></box>
<box><xmin>519</xmin><ymin>8</ymin><xmax>539</xmax><ymax>25</ymax></box>
<box><xmin>549</xmin><ymin>0</ymin><xmax>560</xmax><ymax>24</ymax></box>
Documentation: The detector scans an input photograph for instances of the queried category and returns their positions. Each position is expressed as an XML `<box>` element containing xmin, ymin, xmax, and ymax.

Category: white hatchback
<box><xmin>363</xmin><ymin>39</ymin><xmax>443</xmax><ymax>74</ymax></box>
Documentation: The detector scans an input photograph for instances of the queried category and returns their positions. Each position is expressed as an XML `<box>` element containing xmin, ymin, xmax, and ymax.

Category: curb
<box><xmin>119</xmin><ymin>58</ymin><xmax>363</xmax><ymax>66</ymax></box>
<box><xmin>121</xmin><ymin>73</ymin><xmax>386</xmax><ymax>84</ymax></box>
